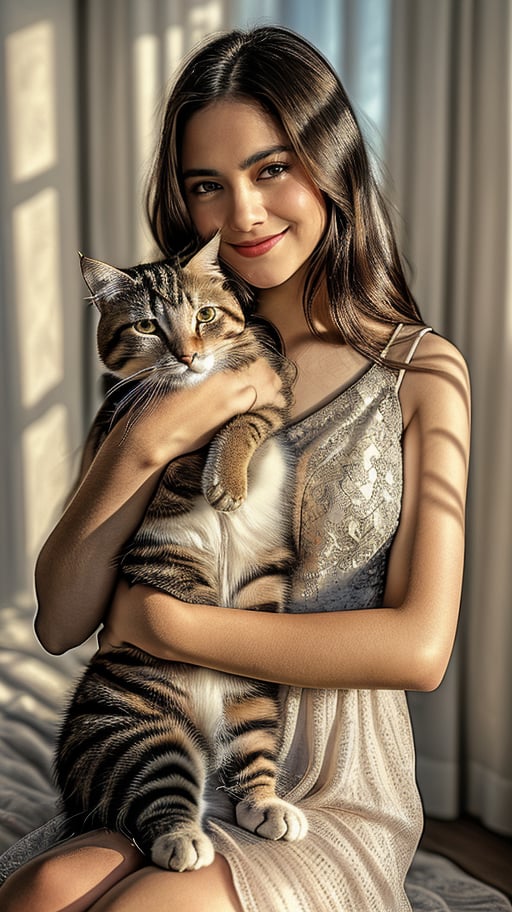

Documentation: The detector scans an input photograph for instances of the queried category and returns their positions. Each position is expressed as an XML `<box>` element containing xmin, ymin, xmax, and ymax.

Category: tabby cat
<box><xmin>54</xmin><ymin>234</ymin><xmax>307</xmax><ymax>872</ymax></box>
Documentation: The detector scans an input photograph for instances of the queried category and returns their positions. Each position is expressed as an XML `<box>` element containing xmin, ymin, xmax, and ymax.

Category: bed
<box><xmin>1</xmin><ymin>595</ymin><xmax>510</xmax><ymax>910</ymax></box>
<box><xmin>0</xmin><ymin>596</ymin><xmax>93</xmax><ymax>852</ymax></box>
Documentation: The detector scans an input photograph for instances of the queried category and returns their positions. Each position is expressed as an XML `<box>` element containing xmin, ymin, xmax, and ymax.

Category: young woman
<box><xmin>0</xmin><ymin>25</ymin><xmax>470</xmax><ymax>912</ymax></box>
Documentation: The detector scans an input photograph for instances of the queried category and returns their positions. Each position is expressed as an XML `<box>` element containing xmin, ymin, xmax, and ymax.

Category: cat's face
<box><xmin>80</xmin><ymin>236</ymin><xmax>246</xmax><ymax>382</ymax></box>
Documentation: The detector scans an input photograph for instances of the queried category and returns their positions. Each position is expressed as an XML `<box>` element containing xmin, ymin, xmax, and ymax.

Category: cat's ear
<box><xmin>79</xmin><ymin>252</ymin><xmax>136</xmax><ymax>307</ymax></box>
<box><xmin>185</xmin><ymin>233</ymin><xmax>223</xmax><ymax>279</ymax></box>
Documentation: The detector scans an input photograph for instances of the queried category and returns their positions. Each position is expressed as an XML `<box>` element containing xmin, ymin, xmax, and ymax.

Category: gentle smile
<box><xmin>228</xmin><ymin>229</ymin><xmax>288</xmax><ymax>258</ymax></box>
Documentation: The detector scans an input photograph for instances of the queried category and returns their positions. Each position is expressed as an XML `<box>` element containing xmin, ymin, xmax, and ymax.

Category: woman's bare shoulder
<box><xmin>398</xmin><ymin>330</ymin><xmax>471</xmax><ymax>430</ymax></box>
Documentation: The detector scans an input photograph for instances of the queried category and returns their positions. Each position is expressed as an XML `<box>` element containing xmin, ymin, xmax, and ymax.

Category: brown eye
<box><xmin>134</xmin><ymin>319</ymin><xmax>157</xmax><ymax>334</ymax></box>
<box><xmin>196</xmin><ymin>306</ymin><xmax>217</xmax><ymax>324</ymax></box>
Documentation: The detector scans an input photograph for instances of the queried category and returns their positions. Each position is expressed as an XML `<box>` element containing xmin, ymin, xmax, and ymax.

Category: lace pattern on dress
<box><xmin>285</xmin><ymin>363</ymin><xmax>403</xmax><ymax>613</ymax></box>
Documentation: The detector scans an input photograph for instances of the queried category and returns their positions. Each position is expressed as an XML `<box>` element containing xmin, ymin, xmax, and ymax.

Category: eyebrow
<box><xmin>181</xmin><ymin>145</ymin><xmax>293</xmax><ymax>180</ymax></box>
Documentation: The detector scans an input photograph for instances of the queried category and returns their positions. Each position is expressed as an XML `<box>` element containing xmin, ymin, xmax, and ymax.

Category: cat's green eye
<box><xmin>134</xmin><ymin>319</ymin><xmax>157</xmax><ymax>335</ymax></box>
<box><xmin>196</xmin><ymin>306</ymin><xmax>217</xmax><ymax>324</ymax></box>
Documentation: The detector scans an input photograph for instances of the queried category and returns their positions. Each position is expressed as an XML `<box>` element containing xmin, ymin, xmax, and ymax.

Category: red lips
<box><xmin>228</xmin><ymin>229</ymin><xmax>288</xmax><ymax>258</ymax></box>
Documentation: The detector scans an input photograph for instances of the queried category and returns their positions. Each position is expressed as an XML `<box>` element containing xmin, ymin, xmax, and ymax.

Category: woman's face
<box><xmin>181</xmin><ymin>99</ymin><xmax>327</xmax><ymax>290</ymax></box>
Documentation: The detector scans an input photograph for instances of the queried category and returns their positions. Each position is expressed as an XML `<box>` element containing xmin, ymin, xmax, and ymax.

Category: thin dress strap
<box><xmin>380</xmin><ymin>323</ymin><xmax>433</xmax><ymax>389</ymax></box>
<box><xmin>395</xmin><ymin>326</ymin><xmax>433</xmax><ymax>391</ymax></box>
<box><xmin>380</xmin><ymin>323</ymin><xmax>404</xmax><ymax>357</ymax></box>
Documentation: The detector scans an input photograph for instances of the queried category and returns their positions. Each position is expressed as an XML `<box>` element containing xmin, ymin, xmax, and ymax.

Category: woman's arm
<box><xmin>102</xmin><ymin>335</ymin><xmax>471</xmax><ymax>692</ymax></box>
<box><xmin>34</xmin><ymin>361</ymin><xmax>283</xmax><ymax>655</ymax></box>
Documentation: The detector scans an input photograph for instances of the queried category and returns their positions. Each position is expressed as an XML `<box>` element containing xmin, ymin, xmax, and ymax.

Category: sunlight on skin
<box><xmin>0</xmin><ymin>834</ymin><xmax>143</xmax><ymax>912</ymax></box>
<box><xmin>22</xmin><ymin>405</ymin><xmax>71</xmax><ymax>562</ymax></box>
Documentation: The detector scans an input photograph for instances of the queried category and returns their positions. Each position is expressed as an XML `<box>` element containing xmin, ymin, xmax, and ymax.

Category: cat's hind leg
<box><xmin>151</xmin><ymin>823</ymin><xmax>215</xmax><ymax>872</ymax></box>
<box><xmin>235</xmin><ymin>795</ymin><xmax>308</xmax><ymax>842</ymax></box>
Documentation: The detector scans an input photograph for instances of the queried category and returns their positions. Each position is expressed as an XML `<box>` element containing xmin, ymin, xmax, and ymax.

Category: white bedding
<box><xmin>0</xmin><ymin>596</ymin><xmax>93</xmax><ymax>851</ymax></box>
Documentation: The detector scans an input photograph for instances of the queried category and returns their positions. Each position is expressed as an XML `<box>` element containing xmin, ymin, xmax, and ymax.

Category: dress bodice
<box><xmin>284</xmin><ymin>362</ymin><xmax>403</xmax><ymax>613</ymax></box>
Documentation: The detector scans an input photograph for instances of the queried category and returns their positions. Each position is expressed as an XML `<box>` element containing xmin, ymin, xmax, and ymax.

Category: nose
<box><xmin>227</xmin><ymin>184</ymin><xmax>266</xmax><ymax>233</ymax></box>
<box><xmin>179</xmin><ymin>353</ymin><xmax>197</xmax><ymax>366</ymax></box>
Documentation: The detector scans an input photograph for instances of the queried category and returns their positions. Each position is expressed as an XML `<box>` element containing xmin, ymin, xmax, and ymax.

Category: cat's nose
<box><xmin>179</xmin><ymin>353</ymin><xmax>198</xmax><ymax>366</ymax></box>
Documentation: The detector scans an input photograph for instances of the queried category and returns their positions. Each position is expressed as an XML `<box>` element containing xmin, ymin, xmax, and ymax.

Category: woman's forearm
<box><xmin>34</xmin><ymin>422</ymin><xmax>165</xmax><ymax>653</ymax></box>
<box><xmin>104</xmin><ymin>581</ymin><xmax>458</xmax><ymax>693</ymax></box>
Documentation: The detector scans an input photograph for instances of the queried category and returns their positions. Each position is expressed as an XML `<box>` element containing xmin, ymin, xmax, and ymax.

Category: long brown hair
<box><xmin>146</xmin><ymin>26</ymin><xmax>423</xmax><ymax>361</ymax></box>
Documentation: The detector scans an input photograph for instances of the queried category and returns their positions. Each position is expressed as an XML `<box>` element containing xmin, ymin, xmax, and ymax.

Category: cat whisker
<box><xmin>105</xmin><ymin>365</ymin><xmax>159</xmax><ymax>398</ymax></box>
<box><xmin>104</xmin><ymin>367</ymin><xmax>172</xmax><ymax>429</ymax></box>
<box><xmin>84</xmin><ymin>293</ymin><xmax>102</xmax><ymax>308</ymax></box>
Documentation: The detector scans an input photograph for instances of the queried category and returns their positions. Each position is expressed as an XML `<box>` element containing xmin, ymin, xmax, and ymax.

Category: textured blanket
<box><xmin>0</xmin><ymin>599</ymin><xmax>510</xmax><ymax>910</ymax></box>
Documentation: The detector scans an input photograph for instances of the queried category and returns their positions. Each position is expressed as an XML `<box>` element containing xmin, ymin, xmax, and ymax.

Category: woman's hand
<box><xmin>121</xmin><ymin>358</ymin><xmax>285</xmax><ymax>471</ymax></box>
<box><xmin>97</xmin><ymin>579</ymin><xmax>181</xmax><ymax>657</ymax></box>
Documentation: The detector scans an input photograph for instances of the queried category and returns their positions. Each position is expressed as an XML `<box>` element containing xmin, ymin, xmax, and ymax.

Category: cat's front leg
<box><xmin>202</xmin><ymin>409</ymin><xmax>283</xmax><ymax>512</ymax></box>
<box><xmin>220</xmin><ymin>685</ymin><xmax>309</xmax><ymax>844</ymax></box>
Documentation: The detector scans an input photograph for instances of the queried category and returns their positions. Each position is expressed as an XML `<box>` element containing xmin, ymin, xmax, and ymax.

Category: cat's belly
<box><xmin>217</xmin><ymin>437</ymin><xmax>292</xmax><ymax>604</ymax></box>
<box><xmin>164</xmin><ymin>438</ymin><xmax>293</xmax><ymax>606</ymax></box>
<box><xmin>179</xmin><ymin>667</ymin><xmax>248</xmax><ymax>740</ymax></box>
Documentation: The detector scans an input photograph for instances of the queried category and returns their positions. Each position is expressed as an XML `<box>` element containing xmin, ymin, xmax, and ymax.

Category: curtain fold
<box><xmin>79</xmin><ymin>0</ymin><xmax>512</xmax><ymax>834</ymax></box>
<box><xmin>462</xmin><ymin>0</ymin><xmax>512</xmax><ymax>837</ymax></box>
<box><xmin>386</xmin><ymin>0</ymin><xmax>511</xmax><ymax>836</ymax></box>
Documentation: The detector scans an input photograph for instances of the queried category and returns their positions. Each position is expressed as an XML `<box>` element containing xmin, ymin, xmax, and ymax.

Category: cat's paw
<box><xmin>202</xmin><ymin>475</ymin><xmax>246</xmax><ymax>512</ymax></box>
<box><xmin>236</xmin><ymin>797</ymin><xmax>308</xmax><ymax>842</ymax></box>
<box><xmin>151</xmin><ymin>825</ymin><xmax>215</xmax><ymax>871</ymax></box>
<box><xmin>202</xmin><ymin>440</ymin><xmax>248</xmax><ymax>512</ymax></box>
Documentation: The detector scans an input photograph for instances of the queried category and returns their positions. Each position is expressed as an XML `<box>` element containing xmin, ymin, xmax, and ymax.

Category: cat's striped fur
<box><xmin>54</xmin><ymin>235</ymin><xmax>308</xmax><ymax>872</ymax></box>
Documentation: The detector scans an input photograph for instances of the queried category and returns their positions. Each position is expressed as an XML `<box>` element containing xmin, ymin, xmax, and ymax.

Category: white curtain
<box><xmin>77</xmin><ymin>0</ymin><xmax>512</xmax><ymax>834</ymax></box>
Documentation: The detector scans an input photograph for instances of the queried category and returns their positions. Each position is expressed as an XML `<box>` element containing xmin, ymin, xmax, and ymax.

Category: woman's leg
<box><xmin>0</xmin><ymin>830</ymin><xmax>144</xmax><ymax>912</ymax></box>
<box><xmin>88</xmin><ymin>854</ymin><xmax>243</xmax><ymax>912</ymax></box>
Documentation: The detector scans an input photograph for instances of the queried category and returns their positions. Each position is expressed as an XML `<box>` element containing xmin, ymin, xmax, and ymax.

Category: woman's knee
<box><xmin>0</xmin><ymin>854</ymin><xmax>73</xmax><ymax>912</ymax></box>
<box><xmin>0</xmin><ymin>831</ymin><xmax>144</xmax><ymax>912</ymax></box>
<box><xmin>87</xmin><ymin>854</ymin><xmax>243</xmax><ymax>912</ymax></box>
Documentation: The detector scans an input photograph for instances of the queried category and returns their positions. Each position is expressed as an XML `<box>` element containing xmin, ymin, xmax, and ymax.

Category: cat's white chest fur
<box><xmin>217</xmin><ymin>437</ymin><xmax>291</xmax><ymax>605</ymax></box>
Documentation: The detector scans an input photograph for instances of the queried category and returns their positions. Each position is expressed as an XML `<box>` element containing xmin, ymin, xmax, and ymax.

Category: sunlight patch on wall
<box><xmin>134</xmin><ymin>33</ymin><xmax>160</xmax><ymax>173</ymax></box>
<box><xmin>12</xmin><ymin>188</ymin><xmax>64</xmax><ymax>409</ymax></box>
<box><xmin>348</xmin><ymin>0</ymin><xmax>390</xmax><ymax>166</ymax></box>
<box><xmin>188</xmin><ymin>0</ymin><xmax>222</xmax><ymax>46</ymax></box>
<box><xmin>164</xmin><ymin>25</ymin><xmax>184</xmax><ymax>78</ymax></box>
<box><xmin>134</xmin><ymin>32</ymin><xmax>161</xmax><ymax>256</ymax></box>
<box><xmin>5</xmin><ymin>21</ymin><xmax>57</xmax><ymax>184</ymax></box>
<box><xmin>164</xmin><ymin>0</ymin><xmax>223</xmax><ymax>66</ymax></box>
<box><xmin>22</xmin><ymin>404</ymin><xmax>71</xmax><ymax>561</ymax></box>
